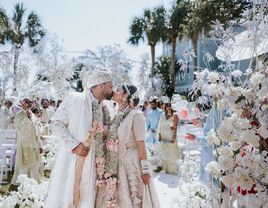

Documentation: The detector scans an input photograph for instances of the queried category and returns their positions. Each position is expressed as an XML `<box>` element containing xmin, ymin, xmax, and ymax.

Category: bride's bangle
<box><xmin>141</xmin><ymin>159</ymin><xmax>151</xmax><ymax>175</ymax></box>
<box><xmin>141</xmin><ymin>159</ymin><xmax>149</xmax><ymax>169</ymax></box>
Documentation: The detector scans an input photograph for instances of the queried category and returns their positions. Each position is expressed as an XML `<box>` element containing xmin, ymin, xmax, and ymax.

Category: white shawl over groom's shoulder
<box><xmin>45</xmin><ymin>91</ymin><xmax>96</xmax><ymax>208</ymax></box>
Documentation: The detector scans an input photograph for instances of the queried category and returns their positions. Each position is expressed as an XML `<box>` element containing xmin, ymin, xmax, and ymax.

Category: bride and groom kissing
<box><xmin>45</xmin><ymin>71</ymin><xmax>160</xmax><ymax>208</ymax></box>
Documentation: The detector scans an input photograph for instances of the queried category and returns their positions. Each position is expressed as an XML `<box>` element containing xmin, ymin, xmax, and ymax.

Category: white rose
<box><xmin>218</xmin><ymin>155</ymin><xmax>234</xmax><ymax>170</ymax></box>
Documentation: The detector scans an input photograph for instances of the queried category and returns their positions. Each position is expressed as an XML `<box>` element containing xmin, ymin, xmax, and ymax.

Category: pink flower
<box><xmin>106</xmin><ymin>199</ymin><xmax>117</xmax><ymax>208</ymax></box>
<box><xmin>96</xmin><ymin>179</ymin><xmax>105</xmax><ymax>187</ymax></box>
<box><xmin>106</xmin><ymin>140</ymin><xmax>119</xmax><ymax>152</ymax></box>
<box><xmin>104</xmin><ymin>172</ymin><xmax>112</xmax><ymax>179</ymax></box>
<box><xmin>106</xmin><ymin>177</ymin><xmax>117</xmax><ymax>196</ymax></box>
<box><xmin>94</xmin><ymin>122</ymin><xmax>104</xmax><ymax>132</ymax></box>
<box><xmin>96</xmin><ymin>157</ymin><xmax>106</xmax><ymax>178</ymax></box>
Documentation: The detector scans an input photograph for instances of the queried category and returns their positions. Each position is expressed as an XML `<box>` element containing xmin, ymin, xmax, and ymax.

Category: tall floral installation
<box><xmin>188</xmin><ymin>1</ymin><xmax>268</xmax><ymax>207</ymax></box>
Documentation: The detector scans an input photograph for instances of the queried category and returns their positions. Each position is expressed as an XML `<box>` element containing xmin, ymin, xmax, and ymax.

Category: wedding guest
<box><xmin>142</xmin><ymin>100</ymin><xmax>150</xmax><ymax>119</ymax></box>
<box><xmin>0</xmin><ymin>100</ymin><xmax>13</xmax><ymax>129</ymax></box>
<box><xmin>157</xmin><ymin>101</ymin><xmax>180</xmax><ymax>174</ymax></box>
<box><xmin>199</xmin><ymin>103</ymin><xmax>223</xmax><ymax>185</ymax></box>
<box><xmin>11</xmin><ymin>98</ymin><xmax>43</xmax><ymax>186</ymax></box>
<box><xmin>146</xmin><ymin>96</ymin><xmax>162</xmax><ymax>144</ymax></box>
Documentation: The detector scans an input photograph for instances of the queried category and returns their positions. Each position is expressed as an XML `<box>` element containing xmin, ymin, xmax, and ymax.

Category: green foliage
<box><xmin>0</xmin><ymin>3</ymin><xmax>45</xmax><ymax>49</ymax></box>
<box><xmin>128</xmin><ymin>17</ymin><xmax>144</xmax><ymax>45</ymax></box>
<box><xmin>128</xmin><ymin>6</ymin><xmax>166</xmax><ymax>47</ymax></box>
<box><xmin>183</xmin><ymin>0</ymin><xmax>251</xmax><ymax>39</ymax></box>
<box><xmin>166</xmin><ymin>0</ymin><xmax>189</xmax><ymax>42</ymax></box>
<box><xmin>37</xmin><ymin>73</ymin><xmax>48</xmax><ymax>82</ymax></box>
<box><xmin>155</xmin><ymin>56</ymin><xmax>181</xmax><ymax>97</ymax></box>
<box><xmin>0</xmin><ymin>7</ymin><xmax>9</xmax><ymax>44</ymax></box>
<box><xmin>69</xmin><ymin>63</ymin><xmax>84</xmax><ymax>92</ymax></box>
<box><xmin>26</xmin><ymin>12</ymin><xmax>46</xmax><ymax>47</ymax></box>
<box><xmin>128</xmin><ymin>6</ymin><xmax>167</xmax><ymax>76</ymax></box>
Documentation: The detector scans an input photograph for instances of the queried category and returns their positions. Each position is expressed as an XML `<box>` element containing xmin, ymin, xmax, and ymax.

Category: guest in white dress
<box><xmin>157</xmin><ymin>101</ymin><xmax>180</xmax><ymax>175</ymax></box>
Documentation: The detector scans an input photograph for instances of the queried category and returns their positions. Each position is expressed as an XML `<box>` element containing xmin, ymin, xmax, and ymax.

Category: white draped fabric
<box><xmin>45</xmin><ymin>91</ymin><xmax>96</xmax><ymax>208</ymax></box>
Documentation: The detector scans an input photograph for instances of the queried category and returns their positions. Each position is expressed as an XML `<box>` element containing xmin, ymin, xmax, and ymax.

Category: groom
<box><xmin>45</xmin><ymin>71</ymin><xmax>113</xmax><ymax>208</ymax></box>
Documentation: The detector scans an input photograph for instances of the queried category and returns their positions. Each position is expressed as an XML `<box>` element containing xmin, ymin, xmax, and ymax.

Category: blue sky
<box><xmin>2</xmin><ymin>0</ymin><xmax>172</xmax><ymax>61</ymax></box>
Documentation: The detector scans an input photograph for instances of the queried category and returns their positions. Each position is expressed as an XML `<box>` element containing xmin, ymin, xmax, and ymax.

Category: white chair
<box><xmin>0</xmin><ymin>129</ymin><xmax>17</xmax><ymax>139</ymax></box>
<box><xmin>0</xmin><ymin>139</ymin><xmax>16</xmax><ymax>171</ymax></box>
<box><xmin>0</xmin><ymin>129</ymin><xmax>17</xmax><ymax>172</ymax></box>
<box><xmin>0</xmin><ymin>148</ymin><xmax>7</xmax><ymax>184</ymax></box>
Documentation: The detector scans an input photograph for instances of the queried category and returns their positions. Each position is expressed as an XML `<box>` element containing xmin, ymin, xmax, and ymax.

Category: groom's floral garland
<box><xmin>93</xmin><ymin>100</ymin><xmax>107</xmax><ymax>187</ymax></box>
<box><xmin>94</xmin><ymin>101</ymin><xmax>131</xmax><ymax>208</ymax></box>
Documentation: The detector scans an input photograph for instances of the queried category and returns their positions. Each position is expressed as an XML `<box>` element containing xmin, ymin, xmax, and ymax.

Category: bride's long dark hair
<box><xmin>122</xmin><ymin>84</ymin><xmax>139</xmax><ymax>107</ymax></box>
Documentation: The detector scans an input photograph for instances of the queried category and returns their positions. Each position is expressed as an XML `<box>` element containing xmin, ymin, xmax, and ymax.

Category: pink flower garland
<box><xmin>94</xmin><ymin>102</ymin><xmax>131</xmax><ymax>208</ymax></box>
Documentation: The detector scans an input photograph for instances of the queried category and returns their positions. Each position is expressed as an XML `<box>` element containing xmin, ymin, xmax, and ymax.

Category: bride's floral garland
<box><xmin>94</xmin><ymin>101</ymin><xmax>131</xmax><ymax>208</ymax></box>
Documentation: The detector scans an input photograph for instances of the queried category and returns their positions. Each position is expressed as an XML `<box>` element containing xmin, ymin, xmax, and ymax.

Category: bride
<box><xmin>95</xmin><ymin>83</ymin><xmax>160</xmax><ymax>208</ymax></box>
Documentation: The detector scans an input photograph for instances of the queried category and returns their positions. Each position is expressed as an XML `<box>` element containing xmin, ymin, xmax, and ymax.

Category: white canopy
<box><xmin>216</xmin><ymin>21</ymin><xmax>268</xmax><ymax>62</ymax></box>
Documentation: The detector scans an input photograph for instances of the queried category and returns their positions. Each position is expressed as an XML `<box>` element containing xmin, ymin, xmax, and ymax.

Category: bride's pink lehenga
<box><xmin>96</xmin><ymin>109</ymin><xmax>160</xmax><ymax>208</ymax></box>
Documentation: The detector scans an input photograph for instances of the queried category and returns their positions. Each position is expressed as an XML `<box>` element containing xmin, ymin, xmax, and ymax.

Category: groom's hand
<box><xmin>72</xmin><ymin>143</ymin><xmax>90</xmax><ymax>157</ymax></box>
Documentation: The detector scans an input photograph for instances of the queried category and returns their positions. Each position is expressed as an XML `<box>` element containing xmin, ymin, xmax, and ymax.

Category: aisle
<box><xmin>153</xmin><ymin>173</ymin><xmax>181</xmax><ymax>208</ymax></box>
<box><xmin>153</xmin><ymin>170</ymin><xmax>209</xmax><ymax>208</ymax></box>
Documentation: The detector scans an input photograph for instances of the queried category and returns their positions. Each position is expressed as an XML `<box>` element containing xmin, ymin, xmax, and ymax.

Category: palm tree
<box><xmin>0</xmin><ymin>3</ymin><xmax>45</xmax><ymax>93</ymax></box>
<box><xmin>0</xmin><ymin>7</ymin><xmax>9</xmax><ymax>44</ymax></box>
<box><xmin>128</xmin><ymin>6</ymin><xmax>166</xmax><ymax>76</ymax></box>
<box><xmin>183</xmin><ymin>0</ymin><xmax>250</xmax><ymax>73</ymax></box>
<box><xmin>166</xmin><ymin>0</ymin><xmax>189</xmax><ymax>94</ymax></box>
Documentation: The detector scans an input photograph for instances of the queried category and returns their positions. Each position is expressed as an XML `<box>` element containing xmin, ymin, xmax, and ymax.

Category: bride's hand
<box><xmin>141</xmin><ymin>174</ymin><xmax>150</xmax><ymax>185</ymax></box>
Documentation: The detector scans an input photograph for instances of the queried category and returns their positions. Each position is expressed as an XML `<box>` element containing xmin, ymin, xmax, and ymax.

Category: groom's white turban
<box><xmin>86</xmin><ymin>71</ymin><xmax>112</xmax><ymax>89</ymax></box>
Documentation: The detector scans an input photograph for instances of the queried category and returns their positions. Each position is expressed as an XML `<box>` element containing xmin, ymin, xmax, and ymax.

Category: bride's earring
<box><xmin>121</xmin><ymin>95</ymin><xmax>128</xmax><ymax>106</ymax></box>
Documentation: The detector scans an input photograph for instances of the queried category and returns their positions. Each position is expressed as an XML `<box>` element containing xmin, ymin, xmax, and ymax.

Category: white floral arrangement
<box><xmin>187</xmin><ymin>2</ymin><xmax>268</xmax><ymax>205</ymax></box>
<box><xmin>192</xmin><ymin>64</ymin><xmax>268</xmax><ymax>207</ymax></box>
<box><xmin>171</xmin><ymin>182</ymin><xmax>208</xmax><ymax>208</ymax></box>
<box><xmin>0</xmin><ymin>175</ymin><xmax>49</xmax><ymax>208</ymax></box>
<box><xmin>177</xmin><ymin>156</ymin><xmax>200</xmax><ymax>182</ymax></box>
<box><xmin>171</xmin><ymin>157</ymin><xmax>209</xmax><ymax>208</ymax></box>
<box><xmin>192</xmin><ymin>55</ymin><xmax>268</xmax><ymax>207</ymax></box>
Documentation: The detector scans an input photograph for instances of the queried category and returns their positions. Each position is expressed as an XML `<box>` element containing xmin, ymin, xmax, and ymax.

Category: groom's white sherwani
<box><xmin>45</xmin><ymin>91</ymin><xmax>96</xmax><ymax>208</ymax></box>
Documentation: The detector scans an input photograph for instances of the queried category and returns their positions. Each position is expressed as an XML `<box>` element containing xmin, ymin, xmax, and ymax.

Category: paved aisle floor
<box><xmin>153</xmin><ymin>173</ymin><xmax>181</xmax><ymax>208</ymax></box>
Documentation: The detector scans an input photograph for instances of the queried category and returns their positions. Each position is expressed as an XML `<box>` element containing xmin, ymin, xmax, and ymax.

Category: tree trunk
<box><xmin>192</xmin><ymin>31</ymin><xmax>199</xmax><ymax>67</ymax></box>
<box><xmin>13</xmin><ymin>48</ymin><xmax>19</xmax><ymax>95</ymax></box>
<box><xmin>150</xmin><ymin>44</ymin><xmax>156</xmax><ymax>76</ymax></box>
<box><xmin>170</xmin><ymin>36</ymin><xmax>177</xmax><ymax>95</ymax></box>
<box><xmin>192</xmin><ymin>31</ymin><xmax>199</xmax><ymax>80</ymax></box>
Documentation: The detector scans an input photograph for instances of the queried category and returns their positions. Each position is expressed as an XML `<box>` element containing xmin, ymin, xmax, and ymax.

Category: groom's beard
<box><xmin>104</xmin><ymin>91</ymin><xmax>114</xmax><ymax>100</ymax></box>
